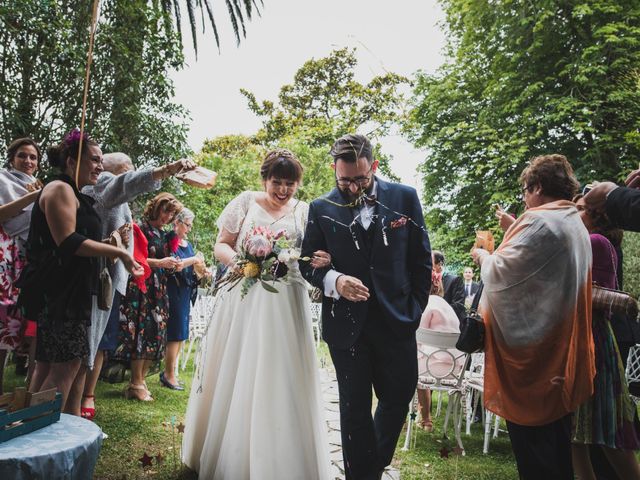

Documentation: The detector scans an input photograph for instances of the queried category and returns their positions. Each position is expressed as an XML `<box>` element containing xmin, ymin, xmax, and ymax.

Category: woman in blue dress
<box><xmin>161</xmin><ymin>208</ymin><xmax>208</xmax><ymax>390</ymax></box>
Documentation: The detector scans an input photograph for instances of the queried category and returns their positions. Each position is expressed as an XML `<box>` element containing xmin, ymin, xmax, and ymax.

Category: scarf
<box><xmin>132</xmin><ymin>223</ymin><xmax>151</xmax><ymax>293</ymax></box>
<box><xmin>0</xmin><ymin>168</ymin><xmax>37</xmax><ymax>240</ymax></box>
<box><xmin>480</xmin><ymin>200</ymin><xmax>595</xmax><ymax>426</ymax></box>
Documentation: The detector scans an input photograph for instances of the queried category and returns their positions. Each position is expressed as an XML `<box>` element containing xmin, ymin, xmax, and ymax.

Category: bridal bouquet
<box><xmin>213</xmin><ymin>225</ymin><xmax>309</xmax><ymax>298</ymax></box>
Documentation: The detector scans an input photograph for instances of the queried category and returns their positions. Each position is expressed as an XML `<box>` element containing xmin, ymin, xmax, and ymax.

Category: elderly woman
<box><xmin>571</xmin><ymin>194</ymin><xmax>640</xmax><ymax>479</ymax></box>
<box><xmin>17</xmin><ymin>130</ymin><xmax>142</xmax><ymax>415</ymax></box>
<box><xmin>161</xmin><ymin>208</ymin><xmax>208</xmax><ymax>391</ymax></box>
<box><xmin>0</xmin><ymin>138</ymin><xmax>42</xmax><ymax>392</ymax></box>
<box><xmin>471</xmin><ymin>154</ymin><xmax>594</xmax><ymax>480</ymax></box>
<box><xmin>113</xmin><ymin>192</ymin><xmax>183</xmax><ymax>401</ymax></box>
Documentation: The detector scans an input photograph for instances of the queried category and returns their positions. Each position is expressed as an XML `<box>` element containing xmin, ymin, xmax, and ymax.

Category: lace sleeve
<box><xmin>293</xmin><ymin>200</ymin><xmax>310</xmax><ymax>237</ymax></box>
<box><xmin>216</xmin><ymin>191</ymin><xmax>254</xmax><ymax>234</ymax></box>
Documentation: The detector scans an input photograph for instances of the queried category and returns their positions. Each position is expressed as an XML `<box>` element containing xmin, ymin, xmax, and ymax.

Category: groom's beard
<box><xmin>336</xmin><ymin>181</ymin><xmax>373</xmax><ymax>205</ymax></box>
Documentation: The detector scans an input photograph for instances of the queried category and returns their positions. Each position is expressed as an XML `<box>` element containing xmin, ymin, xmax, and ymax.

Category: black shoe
<box><xmin>159</xmin><ymin>372</ymin><xmax>184</xmax><ymax>391</ymax></box>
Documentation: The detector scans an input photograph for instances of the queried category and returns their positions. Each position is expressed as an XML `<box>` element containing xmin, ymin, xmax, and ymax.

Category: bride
<box><xmin>182</xmin><ymin>149</ymin><xmax>331</xmax><ymax>479</ymax></box>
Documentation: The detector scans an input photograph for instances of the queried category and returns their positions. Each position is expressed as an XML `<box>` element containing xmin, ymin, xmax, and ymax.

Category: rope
<box><xmin>75</xmin><ymin>0</ymin><xmax>101</xmax><ymax>186</ymax></box>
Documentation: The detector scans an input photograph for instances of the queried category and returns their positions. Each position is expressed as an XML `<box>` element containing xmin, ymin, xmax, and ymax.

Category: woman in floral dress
<box><xmin>113</xmin><ymin>192</ymin><xmax>183</xmax><ymax>401</ymax></box>
<box><xmin>0</xmin><ymin>138</ymin><xmax>42</xmax><ymax>393</ymax></box>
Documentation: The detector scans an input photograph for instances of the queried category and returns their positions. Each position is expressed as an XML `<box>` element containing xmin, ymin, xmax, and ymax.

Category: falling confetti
<box><xmin>439</xmin><ymin>446</ymin><xmax>450</xmax><ymax>459</ymax></box>
<box><xmin>139</xmin><ymin>452</ymin><xmax>153</xmax><ymax>468</ymax></box>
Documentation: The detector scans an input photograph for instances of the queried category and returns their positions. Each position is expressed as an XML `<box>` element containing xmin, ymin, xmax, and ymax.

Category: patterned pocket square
<box><xmin>390</xmin><ymin>217</ymin><xmax>408</xmax><ymax>229</ymax></box>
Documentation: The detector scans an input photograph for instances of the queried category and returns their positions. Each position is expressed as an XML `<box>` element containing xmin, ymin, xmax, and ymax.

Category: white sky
<box><xmin>171</xmin><ymin>0</ymin><xmax>446</xmax><ymax>190</ymax></box>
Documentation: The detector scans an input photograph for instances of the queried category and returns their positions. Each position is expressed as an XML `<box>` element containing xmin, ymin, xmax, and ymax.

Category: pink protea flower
<box><xmin>244</xmin><ymin>233</ymin><xmax>272</xmax><ymax>258</ymax></box>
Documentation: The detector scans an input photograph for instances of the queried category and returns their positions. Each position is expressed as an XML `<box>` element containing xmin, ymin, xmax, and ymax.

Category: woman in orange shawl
<box><xmin>472</xmin><ymin>154</ymin><xmax>594</xmax><ymax>480</ymax></box>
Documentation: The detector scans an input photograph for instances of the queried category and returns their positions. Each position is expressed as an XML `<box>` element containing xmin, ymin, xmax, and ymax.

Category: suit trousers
<box><xmin>329</xmin><ymin>297</ymin><xmax>417</xmax><ymax>480</ymax></box>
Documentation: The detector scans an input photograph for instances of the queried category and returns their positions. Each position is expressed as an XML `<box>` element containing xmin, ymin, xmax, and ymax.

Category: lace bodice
<box><xmin>216</xmin><ymin>191</ymin><xmax>309</xmax><ymax>283</ymax></box>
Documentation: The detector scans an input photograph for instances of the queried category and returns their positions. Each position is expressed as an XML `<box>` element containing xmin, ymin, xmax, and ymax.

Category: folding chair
<box><xmin>463</xmin><ymin>352</ymin><xmax>501</xmax><ymax>454</ymax></box>
<box><xmin>309</xmin><ymin>302</ymin><xmax>322</xmax><ymax>348</ymax></box>
<box><xmin>625</xmin><ymin>344</ymin><xmax>640</xmax><ymax>405</ymax></box>
<box><xmin>403</xmin><ymin>328</ymin><xmax>470</xmax><ymax>454</ymax></box>
<box><xmin>180</xmin><ymin>295</ymin><xmax>214</xmax><ymax>371</ymax></box>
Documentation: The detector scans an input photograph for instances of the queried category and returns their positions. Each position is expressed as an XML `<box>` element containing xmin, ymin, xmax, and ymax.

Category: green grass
<box><xmin>393</xmin><ymin>395</ymin><xmax>518</xmax><ymax>479</ymax></box>
<box><xmin>4</xmin><ymin>342</ymin><xmax>519</xmax><ymax>479</ymax></box>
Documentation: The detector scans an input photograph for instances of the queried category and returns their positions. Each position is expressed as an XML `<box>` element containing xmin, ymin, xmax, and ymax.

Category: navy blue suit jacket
<box><xmin>300</xmin><ymin>178</ymin><xmax>432</xmax><ymax>349</ymax></box>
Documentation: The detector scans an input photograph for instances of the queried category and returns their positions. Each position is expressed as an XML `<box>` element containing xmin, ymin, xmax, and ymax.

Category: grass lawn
<box><xmin>5</xmin><ymin>342</ymin><xmax>519</xmax><ymax>479</ymax></box>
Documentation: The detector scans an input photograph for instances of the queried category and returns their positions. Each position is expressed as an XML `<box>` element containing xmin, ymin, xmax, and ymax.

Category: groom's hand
<box><xmin>336</xmin><ymin>275</ymin><xmax>370</xmax><ymax>302</ymax></box>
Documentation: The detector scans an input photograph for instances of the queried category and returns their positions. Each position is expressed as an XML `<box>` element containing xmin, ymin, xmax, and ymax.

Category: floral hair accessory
<box><xmin>64</xmin><ymin>128</ymin><xmax>89</xmax><ymax>147</ymax></box>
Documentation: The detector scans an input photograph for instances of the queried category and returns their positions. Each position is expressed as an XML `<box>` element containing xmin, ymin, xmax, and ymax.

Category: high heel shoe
<box><xmin>124</xmin><ymin>383</ymin><xmax>153</xmax><ymax>401</ymax></box>
<box><xmin>418</xmin><ymin>419</ymin><xmax>434</xmax><ymax>432</ymax></box>
<box><xmin>81</xmin><ymin>395</ymin><xmax>96</xmax><ymax>420</ymax></box>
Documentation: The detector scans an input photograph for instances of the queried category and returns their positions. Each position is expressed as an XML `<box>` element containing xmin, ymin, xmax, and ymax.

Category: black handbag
<box><xmin>456</xmin><ymin>282</ymin><xmax>485</xmax><ymax>353</ymax></box>
<box><xmin>97</xmin><ymin>257</ymin><xmax>113</xmax><ymax>311</ymax></box>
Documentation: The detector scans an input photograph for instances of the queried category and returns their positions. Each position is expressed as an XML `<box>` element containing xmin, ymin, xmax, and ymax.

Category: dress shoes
<box><xmin>159</xmin><ymin>372</ymin><xmax>184</xmax><ymax>391</ymax></box>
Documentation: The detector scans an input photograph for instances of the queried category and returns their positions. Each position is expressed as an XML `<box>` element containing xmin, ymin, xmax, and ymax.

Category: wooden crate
<box><xmin>0</xmin><ymin>388</ymin><xmax>62</xmax><ymax>443</ymax></box>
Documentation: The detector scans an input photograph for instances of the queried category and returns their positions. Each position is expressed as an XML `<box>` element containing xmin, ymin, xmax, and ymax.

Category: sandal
<box><xmin>81</xmin><ymin>395</ymin><xmax>96</xmax><ymax>421</ymax></box>
<box><xmin>124</xmin><ymin>383</ymin><xmax>153</xmax><ymax>402</ymax></box>
<box><xmin>419</xmin><ymin>420</ymin><xmax>434</xmax><ymax>433</ymax></box>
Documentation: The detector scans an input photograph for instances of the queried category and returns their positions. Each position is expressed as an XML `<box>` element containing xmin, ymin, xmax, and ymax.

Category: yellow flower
<box><xmin>243</xmin><ymin>262</ymin><xmax>260</xmax><ymax>278</ymax></box>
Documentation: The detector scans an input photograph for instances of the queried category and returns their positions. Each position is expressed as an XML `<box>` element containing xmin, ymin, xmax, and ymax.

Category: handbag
<box><xmin>591</xmin><ymin>240</ymin><xmax>639</xmax><ymax>320</ymax></box>
<box><xmin>456</xmin><ymin>282</ymin><xmax>485</xmax><ymax>353</ymax></box>
<box><xmin>97</xmin><ymin>257</ymin><xmax>113</xmax><ymax>311</ymax></box>
<box><xmin>592</xmin><ymin>284</ymin><xmax>639</xmax><ymax>319</ymax></box>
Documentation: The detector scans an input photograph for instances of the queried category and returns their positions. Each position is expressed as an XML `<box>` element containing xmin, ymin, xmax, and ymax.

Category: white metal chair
<box><xmin>463</xmin><ymin>352</ymin><xmax>501</xmax><ymax>454</ymax></box>
<box><xmin>180</xmin><ymin>294</ymin><xmax>215</xmax><ymax>371</ymax></box>
<box><xmin>625</xmin><ymin>344</ymin><xmax>640</xmax><ymax>405</ymax></box>
<box><xmin>403</xmin><ymin>328</ymin><xmax>470</xmax><ymax>454</ymax></box>
<box><xmin>309</xmin><ymin>302</ymin><xmax>322</xmax><ymax>348</ymax></box>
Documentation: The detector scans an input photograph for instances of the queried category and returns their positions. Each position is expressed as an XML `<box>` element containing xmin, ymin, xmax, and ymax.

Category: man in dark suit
<box><xmin>583</xmin><ymin>169</ymin><xmax>640</xmax><ymax>231</ymax></box>
<box><xmin>462</xmin><ymin>266</ymin><xmax>480</xmax><ymax>308</ymax></box>
<box><xmin>300</xmin><ymin>134</ymin><xmax>431</xmax><ymax>480</ymax></box>
<box><xmin>433</xmin><ymin>251</ymin><xmax>466</xmax><ymax>320</ymax></box>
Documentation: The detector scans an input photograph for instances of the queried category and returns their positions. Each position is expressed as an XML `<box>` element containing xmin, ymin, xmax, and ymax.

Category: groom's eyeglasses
<box><xmin>336</xmin><ymin>165</ymin><xmax>373</xmax><ymax>188</ymax></box>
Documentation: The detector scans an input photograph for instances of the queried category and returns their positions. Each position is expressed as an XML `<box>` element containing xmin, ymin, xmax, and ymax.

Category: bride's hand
<box><xmin>310</xmin><ymin>250</ymin><xmax>331</xmax><ymax>269</ymax></box>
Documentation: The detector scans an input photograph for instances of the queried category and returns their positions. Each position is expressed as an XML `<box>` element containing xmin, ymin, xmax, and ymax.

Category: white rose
<box><xmin>289</xmin><ymin>249</ymin><xmax>301</xmax><ymax>261</ymax></box>
<box><xmin>278</xmin><ymin>251</ymin><xmax>291</xmax><ymax>263</ymax></box>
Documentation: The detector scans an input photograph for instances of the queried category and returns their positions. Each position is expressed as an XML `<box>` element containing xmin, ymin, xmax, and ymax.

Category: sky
<box><xmin>171</xmin><ymin>0</ymin><xmax>446</xmax><ymax>190</ymax></box>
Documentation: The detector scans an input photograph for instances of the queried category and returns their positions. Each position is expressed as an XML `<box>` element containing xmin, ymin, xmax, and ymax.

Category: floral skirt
<box><xmin>0</xmin><ymin>227</ymin><xmax>27</xmax><ymax>350</ymax></box>
<box><xmin>113</xmin><ymin>273</ymin><xmax>168</xmax><ymax>362</ymax></box>
<box><xmin>573</xmin><ymin>315</ymin><xmax>640</xmax><ymax>450</ymax></box>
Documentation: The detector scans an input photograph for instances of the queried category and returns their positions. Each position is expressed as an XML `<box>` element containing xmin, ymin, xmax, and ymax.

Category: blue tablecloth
<box><xmin>0</xmin><ymin>413</ymin><xmax>103</xmax><ymax>480</ymax></box>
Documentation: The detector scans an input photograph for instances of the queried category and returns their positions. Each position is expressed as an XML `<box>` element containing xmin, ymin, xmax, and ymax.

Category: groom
<box><xmin>300</xmin><ymin>134</ymin><xmax>431</xmax><ymax>479</ymax></box>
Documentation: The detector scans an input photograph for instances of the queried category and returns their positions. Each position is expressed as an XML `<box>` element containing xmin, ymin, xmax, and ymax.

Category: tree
<box><xmin>241</xmin><ymin>48</ymin><xmax>409</xmax><ymax>180</ymax></box>
<box><xmin>405</xmin><ymin>0</ymin><xmax>640</xmax><ymax>266</ymax></box>
<box><xmin>157</xmin><ymin>0</ymin><xmax>261</xmax><ymax>56</ymax></box>
<box><xmin>0</xmin><ymin>0</ymin><xmax>189</xmax><ymax>166</ymax></box>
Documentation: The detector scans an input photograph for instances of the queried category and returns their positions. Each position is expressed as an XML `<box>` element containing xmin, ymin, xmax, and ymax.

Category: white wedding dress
<box><xmin>182</xmin><ymin>191</ymin><xmax>330</xmax><ymax>479</ymax></box>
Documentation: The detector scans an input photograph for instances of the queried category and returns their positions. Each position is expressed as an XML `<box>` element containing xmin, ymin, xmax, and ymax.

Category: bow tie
<box><xmin>362</xmin><ymin>194</ymin><xmax>377</xmax><ymax>206</ymax></box>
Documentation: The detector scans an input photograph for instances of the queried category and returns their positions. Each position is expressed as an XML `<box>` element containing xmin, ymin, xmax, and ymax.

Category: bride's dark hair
<box><xmin>260</xmin><ymin>149</ymin><xmax>303</xmax><ymax>182</ymax></box>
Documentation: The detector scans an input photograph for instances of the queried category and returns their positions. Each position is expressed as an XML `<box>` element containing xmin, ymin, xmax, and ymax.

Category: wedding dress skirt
<box><xmin>182</xmin><ymin>280</ymin><xmax>331</xmax><ymax>479</ymax></box>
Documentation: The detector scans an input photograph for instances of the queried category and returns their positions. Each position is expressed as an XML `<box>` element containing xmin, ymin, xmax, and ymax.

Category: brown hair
<box><xmin>573</xmin><ymin>193</ymin><xmax>623</xmax><ymax>247</ymax></box>
<box><xmin>46</xmin><ymin>130</ymin><xmax>99</xmax><ymax>171</ymax></box>
<box><xmin>6</xmin><ymin>137</ymin><xmax>42</xmax><ymax>169</ymax></box>
<box><xmin>519</xmin><ymin>154</ymin><xmax>580</xmax><ymax>200</ymax></box>
<box><xmin>260</xmin><ymin>149</ymin><xmax>303</xmax><ymax>182</ymax></box>
<box><xmin>330</xmin><ymin>134</ymin><xmax>373</xmax><ymax>163</ymax></box>
<box><xmin>143</xmin><ymin>192</ymin><xmax>183</xmax><ymax>222</ymax></box>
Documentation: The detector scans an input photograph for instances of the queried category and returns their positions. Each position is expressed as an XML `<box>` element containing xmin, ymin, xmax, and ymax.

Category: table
<box><xmin>0</xmin><ymin>413</ymin><xmax>103</xmax><ymax>480</ymax></box>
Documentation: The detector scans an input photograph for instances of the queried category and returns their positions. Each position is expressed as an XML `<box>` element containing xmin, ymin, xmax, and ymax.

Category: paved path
<box><xmin>320</xmin><ymin>368</ymin><xmax>400</xmax><ymax>480</ymax></box>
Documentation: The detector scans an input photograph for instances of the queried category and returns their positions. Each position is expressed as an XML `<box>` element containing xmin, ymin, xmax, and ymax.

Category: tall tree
<box><xmin>0</xmin><ymin>0</ymin><xmax>188</xmax><ymax>165</ymax></box>
<box><xmin>241</xmin><ymin>47</ymin><xmax>409</xmax><ymax>179</ymax></box>
<box><xmin>405</xmin><ymin>0</ymin><xmax>640</xmax><ymax>266</ymax></box>
<box><xmin>157</xmin><ymin>0</ymin><xmax>261</xmax><ymax>56</ymax></box>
